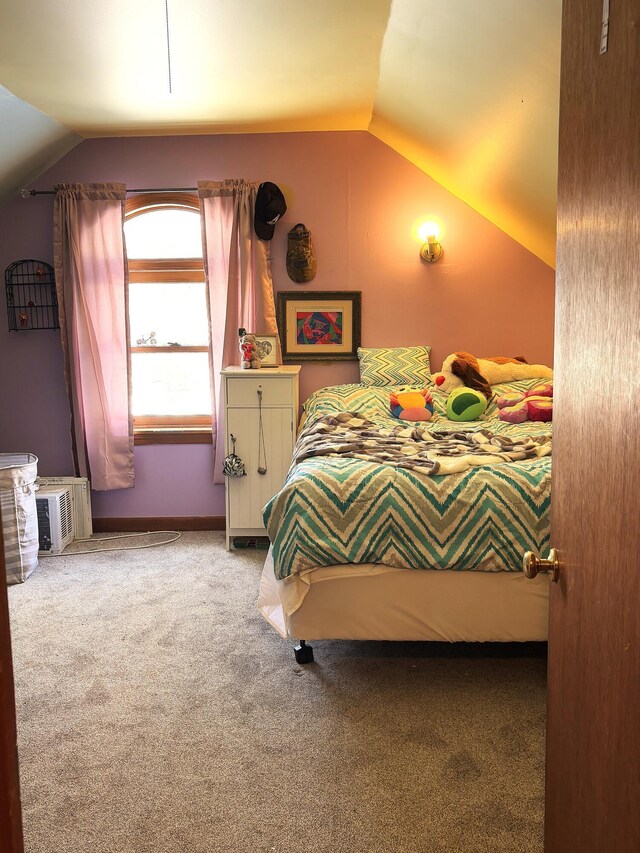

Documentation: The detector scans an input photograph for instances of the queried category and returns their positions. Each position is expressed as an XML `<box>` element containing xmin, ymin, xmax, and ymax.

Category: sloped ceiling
<box><xmin>370</xmin><ymin>0</ymin><xmax>562</xmax><ymax>266</ymax></box>
<box><xmin>0</xmin><ymin>0</ymin><xmax>561</xmax><ymax>264</ymax></box>
<box><xmin>0</xmin><ymin>86</ymin><xmax>81</xmax><ymax>204</ymax></box>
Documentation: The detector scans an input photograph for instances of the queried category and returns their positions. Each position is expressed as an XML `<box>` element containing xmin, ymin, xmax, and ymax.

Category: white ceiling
<box><xmin>0</xmin><ymin>0</ymin><xmax>561</xmax><ymax>265</ymax></box>
<box><xmin>0</xmin><ymin>0</ymin><xmax>391</xmax><ymax>135</ymax></box>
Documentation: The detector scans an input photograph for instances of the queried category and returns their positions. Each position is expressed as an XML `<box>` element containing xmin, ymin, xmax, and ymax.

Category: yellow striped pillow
<box><xmin>357</xmin><ymin>346</ymin><xmax>432</xmax><ymax>387</ymax></box>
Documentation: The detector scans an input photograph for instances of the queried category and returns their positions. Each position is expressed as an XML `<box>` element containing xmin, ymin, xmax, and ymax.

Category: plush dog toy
<box><xmin>432</xmin><ymin>351</ymin><xmax>553</xmax><ymax>399</ymax></box>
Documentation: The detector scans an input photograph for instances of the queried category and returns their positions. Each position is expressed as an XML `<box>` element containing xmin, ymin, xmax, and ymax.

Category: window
<box><xmin>124</xmin><ymin>193</ymin><xmax>212</xmax><ymax>444</ymax></box>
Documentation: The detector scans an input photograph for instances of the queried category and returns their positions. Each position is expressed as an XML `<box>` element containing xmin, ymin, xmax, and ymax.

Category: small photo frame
<box><xmin>254</xmin><ymin>333</ymin><xmax>279</xmax><ymax>367</ymax></box>
<box><xmin>276</xmin><ymin>291</ymin><xmax>362</xmax><ymax>362</ymax></box>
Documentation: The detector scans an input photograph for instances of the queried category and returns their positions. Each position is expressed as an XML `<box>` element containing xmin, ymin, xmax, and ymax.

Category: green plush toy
<box><xmin>446</xmin><ymin>387</ymin><xmax>488</xmax><ymax>421</ymax></box>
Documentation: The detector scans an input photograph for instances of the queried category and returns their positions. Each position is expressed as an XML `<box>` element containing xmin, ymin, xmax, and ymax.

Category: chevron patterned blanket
<box><xmin>263</xmin><ymin>382</ymin><xmax>552</xmax><ymax>580</ymax></box>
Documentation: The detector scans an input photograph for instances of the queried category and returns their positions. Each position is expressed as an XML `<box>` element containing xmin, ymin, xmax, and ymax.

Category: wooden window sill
<box><xmin>134</xmin><ymin>429</ymin><xmax>212</xmax><ymax>446</ymax></box>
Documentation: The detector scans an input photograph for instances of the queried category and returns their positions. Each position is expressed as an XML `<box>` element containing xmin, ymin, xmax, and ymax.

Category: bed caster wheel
<box><xmin>294</xmin><ymin>640</ymin><xmax>314</xmax><ymax>664</ymax></box>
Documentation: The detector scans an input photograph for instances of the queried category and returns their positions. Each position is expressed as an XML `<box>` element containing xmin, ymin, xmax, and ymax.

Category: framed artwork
<box><xmin>253</xmin><ymin>333</ymin><xmax>279</xmax><ymax>367</ymax></box>
<box><xmin>276</xmin><ymin>291</ymin><xmax>362</xmax><ymax>362</ymax></box>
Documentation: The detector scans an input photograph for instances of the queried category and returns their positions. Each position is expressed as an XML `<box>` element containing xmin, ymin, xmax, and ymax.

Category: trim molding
<box><xmin>134</xmin><ymin>431</ymin><xmax>213</xmax><ymax>445</ymax></box>
<box><xmin>93</xmin><ymin>516</ymin><xmax>225</xmax><ymax>532</ymax></box>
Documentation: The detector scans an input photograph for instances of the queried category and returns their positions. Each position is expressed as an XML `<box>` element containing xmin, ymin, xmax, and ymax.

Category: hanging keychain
<box><xmin>257</xmin><ymin>387</ymin><xmax>268</xmax><ymax>475</ymax></box>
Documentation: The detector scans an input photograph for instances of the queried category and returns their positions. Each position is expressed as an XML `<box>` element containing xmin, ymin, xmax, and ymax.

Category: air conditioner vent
<box><xmin>36</xmin><ymin>499</ymin><xmax>52</xmax><ymax>552</ymax></box>
<box><xmin>36</xmin><ymin>476</ymin><xmax>92</xmax><ymax>540</ymax></box>
<box><xmin>35</xmin><ymin>486</ymin><xmax>75</xmax><ymax>555</ymax></box>
<box><xmin>60</xmin><ymin>489</ymin><xmax>73</xmax><ymax>540</ymax></box>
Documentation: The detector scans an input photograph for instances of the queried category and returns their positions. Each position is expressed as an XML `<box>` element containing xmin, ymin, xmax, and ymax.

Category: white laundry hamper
<box><xmin>0</xmin><ymin>453</ymin><xmax>39</xmax><ymax>584</ymax></box>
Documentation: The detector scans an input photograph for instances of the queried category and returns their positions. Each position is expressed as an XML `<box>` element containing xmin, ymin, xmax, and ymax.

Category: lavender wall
<box><xmin>0</xmin><ymin>131</ymin><xmax>555</xmax><ymax>518</ymax></box>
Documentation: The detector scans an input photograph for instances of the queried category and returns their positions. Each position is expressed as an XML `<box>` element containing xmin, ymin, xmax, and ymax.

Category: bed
<box><xmin>257</xmin><ymin>376</ymin><xmax>552</xmax><ymax>661</ymax></box>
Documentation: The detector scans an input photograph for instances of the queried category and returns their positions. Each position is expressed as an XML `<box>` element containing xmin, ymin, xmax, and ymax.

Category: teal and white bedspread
<box><xmin>263</xmin><ymin>381</ymin><xmax>551</xmax><ymax>580</ymax></box>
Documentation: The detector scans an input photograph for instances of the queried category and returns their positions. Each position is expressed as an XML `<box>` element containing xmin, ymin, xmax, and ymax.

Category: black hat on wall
<box><xmin>254</xmin><ymin>181</ymin><xmax>287</xmax><ymax>240</ymax></box>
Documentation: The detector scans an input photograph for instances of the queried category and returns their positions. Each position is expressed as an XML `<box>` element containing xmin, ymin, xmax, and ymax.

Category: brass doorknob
<box><xmin>523</xmin><ymin>548</ymin><xmax>560</xmax><ymax>583</ymax></box>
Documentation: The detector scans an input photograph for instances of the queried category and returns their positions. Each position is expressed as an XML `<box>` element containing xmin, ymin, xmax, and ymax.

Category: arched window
<box><xmin>124</xmin><ymin>193</ymin><xmax>211</xmax><ymax>444</ymax></box>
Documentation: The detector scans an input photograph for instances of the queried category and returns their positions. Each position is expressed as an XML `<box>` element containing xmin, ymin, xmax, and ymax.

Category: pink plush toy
<box><xmin>526</xmin><ymin>395</ymin><xmax>553</xmax><ymax>422</ymax></box>
<box><xmin>497</xmin><ymin>383</ymin><xmax>553</xmax><ymax>423</ymax></box>
<box><xmin>496</xmin><ymin>390</ymin><xmax>527</xmax><ymax>409</ymax></box>
<box><xmin>499</xmin><ymin>398</ymin><xmax>529</xmax><ymax>423</ymax></box>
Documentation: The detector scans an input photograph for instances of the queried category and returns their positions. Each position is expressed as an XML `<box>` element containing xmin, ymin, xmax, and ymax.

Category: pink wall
<box><xmin>0</xmin><ymin>131</ymin><xmax>555</xmax><ymax>518</ymax></box>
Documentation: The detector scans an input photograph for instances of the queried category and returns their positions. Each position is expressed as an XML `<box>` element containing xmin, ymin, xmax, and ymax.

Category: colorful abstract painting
<box><xmin>277</xmin><ymin>291</ymin><xmax>360</xmax><ymax>361</ymax></box>
<box><xmin>296</xmin><ymin>311</ymin><xmax>343</xmax><ymax>346</ymax></box>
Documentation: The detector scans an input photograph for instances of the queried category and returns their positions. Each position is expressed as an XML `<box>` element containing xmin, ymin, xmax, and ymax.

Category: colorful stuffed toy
<box><xmin>238</xmin><ymin>328</ymin><xmax>262</xmax><ymax>369</ymax></box>
<box><xmin>432</xmin><ymin>352</ymin><xmax>553</xmax><ymax>399</ymax></box>
<box><xmin>445</xmin><ymin>387</ymin><xmax>488</xmax><ymax>422</ymax></box>
<box><xmin>497</xmin><ymin>383</ymin><xmax>553</xmax><ymax>423</ymax></box>
<box><xmin>390</xmin><ymin>388</ymin><xmax>434</xmax><ymax>422</ymax></box>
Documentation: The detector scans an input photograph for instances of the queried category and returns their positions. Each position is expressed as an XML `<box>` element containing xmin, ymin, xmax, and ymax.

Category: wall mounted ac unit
<box><xmin>36</xmin><ymin>476</ymin><xmax>92</xmax><ymax>540</ymax></box>
<box><xmin>36</xmin><ymin>486</ymin><xmax>74</xmax><ymax>555</ymax></box>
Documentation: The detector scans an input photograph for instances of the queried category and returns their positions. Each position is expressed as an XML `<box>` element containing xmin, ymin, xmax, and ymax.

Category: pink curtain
<box><xmin>198</xmin><ymin>180</ymin><xmax>278</xmax><ymax>483</ymax></box>
<box><xmin>53</xmin><ymin>183</ymin><xmax>133</xmax><ymax>491</ymax></box>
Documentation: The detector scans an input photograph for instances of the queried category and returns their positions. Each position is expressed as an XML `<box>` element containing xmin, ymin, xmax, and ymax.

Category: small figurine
<box><xmin>136</xmin><ymin>331</ymin><xmax>157</xmax><ymax>346</ymax></box>
<box><xmin>238</xmin><ymin>328</ymin><xmax>262</xmax><ymax>369</ymax></box>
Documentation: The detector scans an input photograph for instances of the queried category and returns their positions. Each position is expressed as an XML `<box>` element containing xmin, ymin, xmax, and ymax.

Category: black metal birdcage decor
<box><xmin>5</xmin><ymin>259</ymin><xmax>59</xmax><ymax>331</ymax></box>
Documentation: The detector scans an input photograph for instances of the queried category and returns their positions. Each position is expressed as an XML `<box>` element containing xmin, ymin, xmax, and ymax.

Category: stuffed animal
<box><xmin>446</xmin><ymin>387</ymin><xmax>488</xmax><ymax>421</ymax></box>
<box><xmin>497</xmin><ymin>383</ymin><xmax>553</xmax><ymax>423</ymax></box>
<box><xmin>432</xmin><ymin>351</ymin><xmax>553</xmax><ymax>399</ymax></box>
<box><xmin>238</xmin><ymin>328</ymin><xmax>262</xmax><ymax>369</ymax></box>
<box><xmin>390</xmin><ymin>388</ymin><xmax>434</xmax><ymax>422</ymax></box>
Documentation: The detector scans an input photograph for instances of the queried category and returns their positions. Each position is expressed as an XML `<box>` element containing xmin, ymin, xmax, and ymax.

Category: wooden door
<box><xmin>0</xmin><ymin>510</ymin><xmax>25</xmax><ymax>852</ymax></box>
<box><xmin>546</xmin><ymin>1</ymin><xmax>640</xmax><ymax>850</ymax></box>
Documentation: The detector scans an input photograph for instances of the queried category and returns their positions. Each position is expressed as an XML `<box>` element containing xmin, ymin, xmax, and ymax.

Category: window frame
<box><xmin>125</xmin><ymin>192</ymin><xmax>212</xmax><ymax>445</ymax></box>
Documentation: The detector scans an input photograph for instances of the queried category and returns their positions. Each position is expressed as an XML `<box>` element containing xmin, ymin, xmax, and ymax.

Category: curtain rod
<box><xmin>20</xmin><ymin>187</ymin><xmax>198</xmax><ymax>197</ymax></box>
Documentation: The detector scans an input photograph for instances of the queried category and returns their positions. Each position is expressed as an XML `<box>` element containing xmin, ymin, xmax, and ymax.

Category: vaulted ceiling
<box><xmin>0</xmin><ymin>0</ymin><xmax>561</xmax><ymax>265</ymax></box>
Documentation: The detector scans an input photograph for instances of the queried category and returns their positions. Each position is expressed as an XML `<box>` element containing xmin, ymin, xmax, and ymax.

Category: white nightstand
<box><xmin>222</xmin><ymin>365</ymin><xmax>301</xmax><ymax>550</ymax></box>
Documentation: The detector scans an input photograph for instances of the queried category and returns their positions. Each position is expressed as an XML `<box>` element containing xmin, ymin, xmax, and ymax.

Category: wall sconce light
<box><xmin>418</xmin><ymin>220</ymin><xmax>443</xmax><ymax>263</ymax></box>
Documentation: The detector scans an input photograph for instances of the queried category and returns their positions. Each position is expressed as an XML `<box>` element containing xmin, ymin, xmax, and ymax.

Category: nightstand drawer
<box><xmin>225</xmin><ymin>376</ymin><xmax>293</xmax><ymax>407</ymax></box>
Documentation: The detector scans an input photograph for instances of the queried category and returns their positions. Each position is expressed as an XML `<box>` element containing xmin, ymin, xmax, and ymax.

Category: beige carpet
<box><xmin>8</xmin><ymin>532</ymin><xmax>546</xmax><ymax>853</ymax></box>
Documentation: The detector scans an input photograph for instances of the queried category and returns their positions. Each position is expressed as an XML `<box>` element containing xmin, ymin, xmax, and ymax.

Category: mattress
<box><xmin>263</xmin><ymin>381</ymin><xmax>552</xmax><ymax>581</ymax></box>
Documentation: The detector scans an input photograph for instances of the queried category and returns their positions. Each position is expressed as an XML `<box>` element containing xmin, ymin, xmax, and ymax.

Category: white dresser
<box><xmin>222</xmin><ymin>366</ymin><xmax>301</xmax><ymax>550</ymax></box>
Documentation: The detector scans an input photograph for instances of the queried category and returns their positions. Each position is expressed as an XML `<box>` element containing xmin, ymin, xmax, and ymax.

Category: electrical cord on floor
<box><xmin>39</xmin><ymin>531</ymin><xmax>182</xmax><ymax>556</ymax></box>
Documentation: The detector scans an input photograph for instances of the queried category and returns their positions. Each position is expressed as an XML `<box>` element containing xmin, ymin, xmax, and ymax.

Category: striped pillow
<box><xmin>357</xmin><ymin>346</ymin><xmax>432</xmax><ymax>387</ymax></box>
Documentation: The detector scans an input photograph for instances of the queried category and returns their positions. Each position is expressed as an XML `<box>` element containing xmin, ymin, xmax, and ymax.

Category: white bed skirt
<box><xmin>258</xmin><ymin>549</ymin><xmax>549</xmax><ymax>643</ymax></box>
